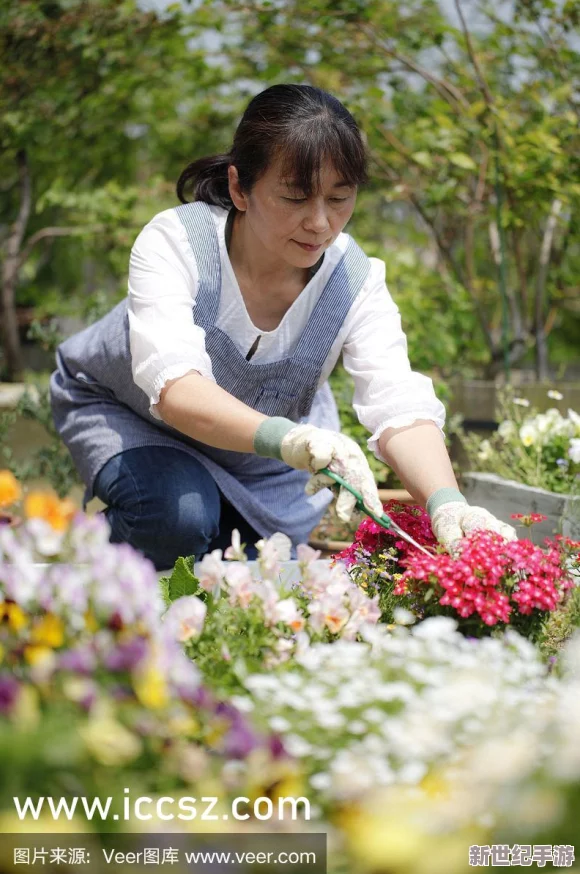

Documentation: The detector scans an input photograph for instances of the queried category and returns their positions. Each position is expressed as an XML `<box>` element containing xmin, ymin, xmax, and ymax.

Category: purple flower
<box><xmin>268</xmin><ymin>733</ymin><xmax>287</xmax><ymax>760</ymax></box>
<box><xmin>59</xmin><ymin>646</ymin><xmax>97</xmax><ymax>675</ymax></box>
<box><xmin>222</xmin><ymin>720</ymin><xmax>261</xmax><ymax>759</ymax></box>
<box><xmin>104</xmin><ymin>636</ymin><xmax>149</xmax><ymax>672</ymax></box>
<box><xmin>0</xmin><ymin>674</ymin><xmax>20</xmax><ymax>715</ymax></box>
<box><xmin>181</xmin><ymin>685</ymin><xmax>215</xmax><ymax>709</ymax></box>
<box><xmin>215</xmin><ymin>701</ymin><xmax>239</xmax><ymax>720</ymax></box>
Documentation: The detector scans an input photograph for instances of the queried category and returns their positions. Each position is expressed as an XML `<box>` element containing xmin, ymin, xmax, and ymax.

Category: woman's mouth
<box><xmin>294</xmin><ymin>241</ymin><xmax>323</xmax><ymax>252</ymax></box>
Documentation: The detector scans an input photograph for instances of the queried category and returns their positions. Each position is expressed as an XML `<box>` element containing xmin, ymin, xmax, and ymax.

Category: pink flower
<box><xmin>197</xmin><ymin>549</ymin><xmax>225</xmax><ymax>595</ymax></box>
<box><xmin>273</xmin><ymin>598</ymin><xmax>305</xmax><ymax>632</ymax></box>
<box><xmin>163</xmin><ymin>596</ymin><xmax>207</xmax><ymax>642</ymax></box>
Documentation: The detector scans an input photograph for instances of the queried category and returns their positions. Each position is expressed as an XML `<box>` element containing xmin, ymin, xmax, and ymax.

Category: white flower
<box><xmin>224</xmin><ymin>528</ymin><xmax>246</xmax><ymax>561</ymax></box>
<box><xmin>256</xmin><ymin>532</ymin><xmax>291</xmax><ymax>579</ymax></box>
<box><xmin>163</xmin><ymin>595</ymin><xmax>206</xmax><ymax>642</ymax></box>
<box><xmin>269</xmin><ymin>716</ymin><xmax>291</xmax><ymax>733</ymax></box>
<box><xmin>296</xmin><ymin>543</ymin><xmax>321</xmax><ymax>564</ymax></box>
<box><xmin>477</xmin><ymin>439</ymin><xmax>493</xmax><ymax>462</ymax></box>
<box><xmin>497</xmin><ymin>420</ymin><xmax>516</xmax><ymax>441</ymax></box>
<box><xmin>519</xmin><ymin>422</ymin><xmax>538</xmax><ymax>447</ymax></box>
<box><xmin>547</xmin><ymin>390</ymin><xmax>563</xmax><ymax>400</ymax></box>
<box><xmin>393</xmin><ymin>607</ymin><xmax>416</xmax><ymax>626</ymax></box>
<box><xmin>513</xmin><ymin>397</ymin><xmax>530</xmax><ymax>407</ymax></box>
<box><xmin>25</xmin><ymin>517</ymin><xmax>65</xmax><ymax>557</ymax></box>
<box><xmin>568</xmin><ymin>438</ymin><xmax>580</xmax><ymax>464</ymax></box>
<box><xmin>412</xmin><ymin>616</ymin><xmax>458</xmax><ymax>639</ymax></box>
<box><xmin>533</xmin><ymin>413</ymin><xmax>553</xmax><ymax>436</ymax></box>
<box><xmin>567</xmin><ymin>408</ymin><xmax>580</xmax><ymax>433</ymax></box>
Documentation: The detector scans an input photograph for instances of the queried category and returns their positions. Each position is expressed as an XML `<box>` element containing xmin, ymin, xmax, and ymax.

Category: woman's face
<box><xmin>229</xmin><ymin>156</ymin><xmax>357</xmax><ymax>270</ymax></box>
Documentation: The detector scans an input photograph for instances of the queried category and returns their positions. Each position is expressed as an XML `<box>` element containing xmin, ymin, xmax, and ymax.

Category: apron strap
<box><xmin>293</xmin><ymin>237</ymin><xmax>370</xmax><ymax>365</ymax></box>
<box><xmin>174</xmin><ymin>202</ymin><xmax>222</xmax><ymax>323</ymax></box>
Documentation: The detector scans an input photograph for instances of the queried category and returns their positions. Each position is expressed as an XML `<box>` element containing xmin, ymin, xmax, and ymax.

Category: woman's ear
<box><xmin>228</xmin><ymin>165</ymin><xmax>247</xmax><ymax>212</ymax></box>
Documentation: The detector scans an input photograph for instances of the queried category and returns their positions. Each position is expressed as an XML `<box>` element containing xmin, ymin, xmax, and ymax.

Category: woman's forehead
<box><xmin>271</xmin><ymin>159</ymin><xmax>352</xmax><ymax>190</ymax></box>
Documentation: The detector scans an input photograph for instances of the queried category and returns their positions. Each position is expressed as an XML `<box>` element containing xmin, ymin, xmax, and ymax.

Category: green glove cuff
<box><xmin>426</xmin><ymin>487</ymin><xmax>467</xmax><ymax>517</ymax></box>
<box><xmin>253</xmin><ymin>417</ymin><xmax>296</xmax><ymax>460</ymax></box>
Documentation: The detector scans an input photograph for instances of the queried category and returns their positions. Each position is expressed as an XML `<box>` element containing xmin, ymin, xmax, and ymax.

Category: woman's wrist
<box><xmin>253</xmin><ymin>417</ymin><xmax>296</xmax><ymax>459</ymax></box>
<box><xmin>426</xmin><ymin>487</ymin><xmax>467</xmax><ymax>517</ymax></box>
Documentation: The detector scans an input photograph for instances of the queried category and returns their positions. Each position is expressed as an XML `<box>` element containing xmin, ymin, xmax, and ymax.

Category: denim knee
<box><xmin>94</xmin><ymin>447</ymin><xmax>222</xmax><ymax>570</ymax></box>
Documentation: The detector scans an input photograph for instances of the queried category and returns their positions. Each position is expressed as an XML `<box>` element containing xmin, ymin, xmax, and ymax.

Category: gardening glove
<box><xmin>253</xmin><ymin>417</ymin><xmax>383</xmax><ymax>523</ymax></box>
<box><xmin>427</xmin><ymin>487</ymin><xmax>517</xmax><ymax>550</ymax></box>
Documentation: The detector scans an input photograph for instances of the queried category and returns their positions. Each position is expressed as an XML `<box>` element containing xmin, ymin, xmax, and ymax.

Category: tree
<box><xmin>0</xmin><ymin>0</ymin><xmax>224</xmax><ymax>380</ymax></box>
<box><xmin>205</xmin><ymin>0</ymin><xmax>580</xmax><ymax>379</ymax></box>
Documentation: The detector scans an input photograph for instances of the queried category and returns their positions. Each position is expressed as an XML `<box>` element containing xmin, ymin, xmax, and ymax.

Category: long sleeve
<box><xmin>127</xmin><ymin>210</ymin><xmax>216</xmax><ymax>420</ymax></box>
<box><xmin>341</xmin><ymin>258</ymin><xmax>446</xmax><ymax>462</ymax></box>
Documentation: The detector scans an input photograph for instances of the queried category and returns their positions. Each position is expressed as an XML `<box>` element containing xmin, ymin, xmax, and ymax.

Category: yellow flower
<box><xmin>84</xmin><ymin>610</ymin><xmax>99</xmax><ymax>633</ymax></box>
<box><xmin>11</xmin><ymin>684</ymin><xmax>40</xmax><ymax>730</ymax></box>
<box><xmin>81</xmin><ymin>716</ymin><xmax>142</xmax><ymax>766</ymax></box>
<box><xmin>30</xmin><ymin>613</ymin><xmax>65</xmax><ymax>648</ymax></box>
<box><xmin>0</xmin><ymin>470</ymin><xmax>21</xmax><ymax>508</ymax></box>
<box><xmin>24</xmin><ymin>491</ymin><xmax>77</xmax><ymax>531</ymax></box>
<box><xmin>0</xmin><ymin>642</ymin><xmax>4</xmax><ymax>663</ymax></box>
<box><xmin>0</xmin><ymin>602</ymin><xmax>28</xmax><ymax>632</ymax></box>
<box><xmin>23</xmin><ymin>645</ymin><xmax>54</xmax><ymax>667</ymax></box>
<box><xmin>420</xmin><ymin>768</ymin><xmax>451</xmax><ymax>800</ymax></box>
<box><xmin>166</xmin><ymin>713</ymin><xmax>200</xmax><ymax>737</ymax></box>
<box><xmin>133</xmin><ymin>662</ymin><xmax>169</xmax><ymax>710</ymax></box>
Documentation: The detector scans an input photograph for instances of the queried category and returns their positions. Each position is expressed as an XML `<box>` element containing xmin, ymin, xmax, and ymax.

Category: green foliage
<box><xmin>205</xmin><ymin>0</ymin><xmax>580</xmax><ymax>375</ymax></box>
<box><xmin>185</xmin><ymin>598</ymin><xmax>283</xmax><ymax>698</ymax></box>
<box><xmin>0</xmin><ymin>384</ymin><xmax>82</xmax><ymax>499</ymax></box>
<box><xmin>0</xmin><ymin>0</ymin><xmax>234</xmax><ymax>378</ymax></box>
<box><xmin>160</xmin><ymin>556</ymin><xmax>200</xmax><ymax>606</ymax></box>
<box><xmin>0</xmin><ymin>320</ymin><xmax>82</xmax><ymax>496</ymax></box>
<box><xmin>536</xmin><ymin>583</ymin><xmax>580</xmax><ymax>667</ymax></box>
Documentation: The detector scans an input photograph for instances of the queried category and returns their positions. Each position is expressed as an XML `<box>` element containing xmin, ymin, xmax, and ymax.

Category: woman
<box><xmin>50</xmin><ymin>84</ymin><xmax>515</xmax><ymax>570</ymax></box>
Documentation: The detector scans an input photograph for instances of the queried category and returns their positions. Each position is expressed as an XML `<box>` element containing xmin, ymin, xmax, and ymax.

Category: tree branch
<box><xmin>359</xmin><ymin>23</ymin><xmax>470</xmax><ymax>111</ymax></box>
<box><xmin>488</xmin><ymin>220</ymin><xmax>525</xmax><ymax>344</ymax></box>
<box><xmin>3</xmin><ymin>150</ymin><xmax>32</xmax><ymax>280</ymax></box>
<box><xmin>536</xmin><ymin>199</ymin><xmax>563</xmax><ymax>334</ymax></box>
<box><xmin>17</xmin><ymin>224</ymin><xmax>105</xmax><ymax>270</ymax></box>
<box><xmin>453</xmin><ymin>0</ymin><xmax>494</xmax><ymax>108</ymax></box>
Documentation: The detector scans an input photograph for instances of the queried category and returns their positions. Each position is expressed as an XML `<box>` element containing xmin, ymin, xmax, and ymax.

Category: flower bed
<box><xmin>334</xmin><ymin>501</ymin><xmax>580</xmax><ymax>646</ymax></box>
<box><xmin>456</xmin><ymin>391</ymin><xmax>580</xmax><ymax>537</ymax></box>
<box><xmin>2</xmin><ymin>471</ymin><xmax>580</xmax><ymax>873</ymax></box>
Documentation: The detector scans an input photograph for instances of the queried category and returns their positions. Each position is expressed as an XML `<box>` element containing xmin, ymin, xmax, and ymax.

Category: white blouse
<box><xmin>127</xmin><ymin>204</ymin><xmax>446</xmax><ymax>462</ymax></box>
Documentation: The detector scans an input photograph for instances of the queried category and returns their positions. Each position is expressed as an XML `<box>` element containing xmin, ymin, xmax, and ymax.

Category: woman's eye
<box><xmin>283</xmin><ymin>197</ymin><xmax>307</xmax><ymax>203</ymax></box>
<box><xmin>330</xmin><ymin>197</ymin><xmax>349</xmax><ymax>203</ymax></box>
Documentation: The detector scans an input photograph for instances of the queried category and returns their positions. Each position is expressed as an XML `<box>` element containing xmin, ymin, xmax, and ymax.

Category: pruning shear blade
<box><xmin>320</xmin><ymin>467</ymin><xmax>434</xmax><ymax>557</ymax></box>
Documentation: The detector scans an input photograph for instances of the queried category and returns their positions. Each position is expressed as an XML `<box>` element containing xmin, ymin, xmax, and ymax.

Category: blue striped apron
<box><xmin>49</xmin><ymin>202</ymin><xmax>370</xmax><ymax>546</ymax></box>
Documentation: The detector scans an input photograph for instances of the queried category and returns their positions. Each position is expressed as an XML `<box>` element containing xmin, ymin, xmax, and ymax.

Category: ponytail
<box><xmin>176</xmin><ymin>154</ymin><xmax>232</xmax><ymax>207</ymax></box>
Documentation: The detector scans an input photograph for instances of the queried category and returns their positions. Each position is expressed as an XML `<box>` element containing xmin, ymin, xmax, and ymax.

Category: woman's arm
<box><xmin>378</xmin><ymin>419</ymin><xmax>459</xmax><ymax>507</ymax></box>
<box><xmin>157</xmin><ymin>371</ymin><xmax>267</xmax><ymax>453</ymax></box>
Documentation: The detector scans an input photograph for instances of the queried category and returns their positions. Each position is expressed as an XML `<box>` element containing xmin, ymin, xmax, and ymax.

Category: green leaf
<box><xmin>158</xmin><ymin>575</ymin><xmax>171</xmax><ymax>607</ymax></box>
<box><xmin>448</xmin><ymin>152</ymin><xmax>477</xmax><ymax>171</ymax></box>
<box><xmin>166</xmin><ymin>556</ymin><xmax>200</xmax><ymax>602</ymax></box>
<box><xmin>411</xmin><ymin>151</ymin><xmax>434</xmax><ymax>169</ymax></box>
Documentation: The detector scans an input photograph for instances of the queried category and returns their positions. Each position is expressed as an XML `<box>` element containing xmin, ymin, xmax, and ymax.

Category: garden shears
<box><xmin>319</xmin><ymin>467</ymin><xmax>435</xmax><ymax>557</ymax></box>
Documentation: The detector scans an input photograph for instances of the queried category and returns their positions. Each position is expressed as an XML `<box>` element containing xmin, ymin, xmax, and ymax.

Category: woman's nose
<box><xmin>303</xmin><ymin>200</ymin><xmax>331</xmax><ymax>234</ymax></box>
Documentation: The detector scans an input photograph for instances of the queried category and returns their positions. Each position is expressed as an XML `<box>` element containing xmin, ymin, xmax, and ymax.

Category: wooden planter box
<box><xmin>461</xmin><ymin>472</ymin><xmax>580</xmax><ymax>541</ymax></box>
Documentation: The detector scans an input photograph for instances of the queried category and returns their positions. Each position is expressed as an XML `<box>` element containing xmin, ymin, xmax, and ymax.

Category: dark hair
<box><xmin>176</xmin><ymin>84</ymin><xmax>368</xmax><ymax>207</ymax></box>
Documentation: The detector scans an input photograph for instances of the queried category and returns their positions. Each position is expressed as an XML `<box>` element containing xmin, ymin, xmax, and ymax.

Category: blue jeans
<box><xmin>92</xmin><ymin>446</ymin><xmax>261</xmax><ymax>570</ymax></box>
